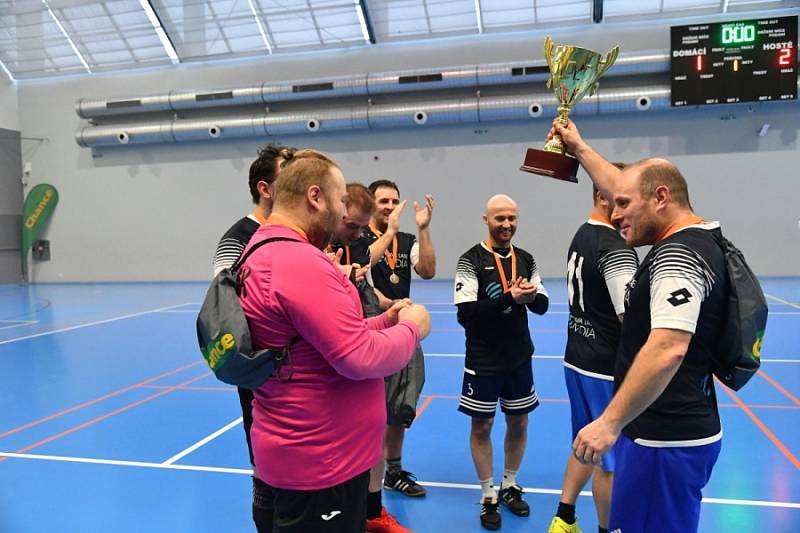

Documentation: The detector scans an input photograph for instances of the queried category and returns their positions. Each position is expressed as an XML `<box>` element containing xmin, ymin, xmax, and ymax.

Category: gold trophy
<box><xmin>520</xmin><ymin>37</ymin><xmax>619</xmax><ymax>183</ymax></box>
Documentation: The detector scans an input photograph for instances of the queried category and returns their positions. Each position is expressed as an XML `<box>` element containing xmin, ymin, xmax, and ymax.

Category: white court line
<box><xmin>0</xmin><ymin>451</ymin><xmax>252</xmax><ymax>475</ymax></box>
<box><xmin>765</xmin><ymin>293</ymin><xmax>800</xmax><ymax>311</ymax></box>
<box><xmin>419</xmin><ymin>481</ymin><xmax>800</xmax><ymax>509</ymax></box>
<box><xmin>0</xmin><ymin>451</ymin><xmax>796</xmax><ymax>509</ymax></box>
<box><xmin>425</xmin><ymin>353</ymin><xmax>798</xmax><ymax>363</ymax></box>
<box><xmin>162</xmin><ymin>417</ymin><xmax>243</xmax><ymax>465</ymax></box>
<box><xmin>429</xmin><ymin>311</ymin><xmax>569</xmax><ymax>315</ymax></box>
<box><xmin>0</xmin><ymin>302</ymin><xmax>195</xmax><ymax>346</ymax></box>
<box><xmin>160</xmin><ymin>309</ymin><xmax>800</xmax><ymax>316</ymax></box>
<box><xmin>0</xmin><ymin>320</ymin><xmax>38</xmax><ymax>331</ymax></box>
<box><xmin>161</xmin><ymin>309</ymin><xmax>573</xmax><ymax>316</ymax></box>
<box><xmin>417</xmin><ymin>301</ymin><xmax>568</xmax><ymax>306</ymax></box>
<box><xmin>426</xmin><ymin>353</ymin><xmax>563</xmax><ymax>359</ymax></box>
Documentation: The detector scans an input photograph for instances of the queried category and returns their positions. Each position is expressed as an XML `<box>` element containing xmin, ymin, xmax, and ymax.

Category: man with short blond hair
<box><xmin>239</xmin><ymin>151</ymin><xmax>431</xmax><ymax>533</ymax></box>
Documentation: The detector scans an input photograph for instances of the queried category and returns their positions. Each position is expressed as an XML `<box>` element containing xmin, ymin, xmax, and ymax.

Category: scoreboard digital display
<box><xmin>671</xmin><ymin>16</ymin><xmax>797</xmax><ymax>106</ymax></box>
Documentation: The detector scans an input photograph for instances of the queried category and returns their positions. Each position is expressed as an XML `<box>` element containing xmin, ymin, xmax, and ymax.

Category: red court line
<box><xmin>415</xmin><ymin>397</ymin><xmax>434</xmax><ymax>419</ymax></box>
<box><xmin>419</xmin><ymin>394</ymin><xmax>798</xmax><ymax>410</ymax></box>
<box><xmin>718</xmin><ymin>403</ymin><xmax>799</xmax><ymax>410</ymax></box>
<box><xmin>139</xmin><ymin>384</ymin><xmax>233</xmax><ymax>393</ymax></box>
<box><xmin>718</xmin><ymin>381</ymin><xmax>800</xmax><ymax>470</ymax></box>
<box><xmin>0</xmin><ymin>372</ymin><xmax>211</xmax><ymax>462</ymax></box>
<box><xmin>757</xmin><ymin>370</ymin><xmax>800</xmax><ymax>407</ymax></box>
<box><xmin>0</xmin><ymin>360</ymin><xmax>204</xmax><ymax>440</ymax></box>
<box><xmin>135</xmin><ymin>386</ymin><xmax>800</xmax><ymax>413</ymax></box>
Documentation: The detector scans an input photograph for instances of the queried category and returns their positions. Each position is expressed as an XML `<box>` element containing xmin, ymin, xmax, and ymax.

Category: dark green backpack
<box><xmin>196</xmin><ymin>237</ymin><xmax>300</xmax><ymax>389</ymax></box>
<box><xmin>711</xmin><ymin>234</ymin><xmax>768</xmax><ymax>391</ymax></box>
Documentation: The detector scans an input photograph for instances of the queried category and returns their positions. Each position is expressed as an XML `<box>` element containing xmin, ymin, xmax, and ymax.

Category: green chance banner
<box><xmin>21</xmin><ymin>183</ymin><xmax>59</xmax><ymax>260</ymax></box>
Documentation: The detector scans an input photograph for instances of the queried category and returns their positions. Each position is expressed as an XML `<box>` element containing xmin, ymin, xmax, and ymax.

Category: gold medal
<box><xmin>390</xmin><ymin>273</ymin><xmax>400</xmax><ymax>284</ymax></box>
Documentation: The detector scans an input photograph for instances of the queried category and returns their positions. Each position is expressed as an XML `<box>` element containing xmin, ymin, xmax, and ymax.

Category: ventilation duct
<box><xmin>76</xmin><ymin>83</ymin><xmax>677</xmax><ymax>148</ymax></box>
<box><xmin>75</xmin><ymin>54</ymin><xmax>670</xmax><ymax>119</ymax></box>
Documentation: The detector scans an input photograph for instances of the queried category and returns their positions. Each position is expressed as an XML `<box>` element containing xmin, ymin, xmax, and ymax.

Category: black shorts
<box><xmin>458</xmin><ymin>360</ymin><xmax>539</xmax><ymax>418</ymax></box>
<box><xmin>385</xmin><ymin>344</ymin><xmax>425</xmax><ymax>428</ymax></box>
<box><xmin>272</xmin><ymin>470</ymin><xmax>369</xmax><ymax>533</ymax></box>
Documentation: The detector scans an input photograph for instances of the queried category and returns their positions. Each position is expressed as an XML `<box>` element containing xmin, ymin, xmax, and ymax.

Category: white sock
<box><xmin>501</xmin><ymin>469</ymin><xmax>518</xmax><ymax>489</ymax></box>
<box><xmin>479</xmin><ymin>478</ymin><xmax>496</xmax><ymax>501</ymax></box>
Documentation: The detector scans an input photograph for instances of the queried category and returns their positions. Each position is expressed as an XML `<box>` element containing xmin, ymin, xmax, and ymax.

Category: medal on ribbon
<box><xmin>370</xmin><ymin>223</ymin><xmax>400</xmax><ymax>284</ymax></box>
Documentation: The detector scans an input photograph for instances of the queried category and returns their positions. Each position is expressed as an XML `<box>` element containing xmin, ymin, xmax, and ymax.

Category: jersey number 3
<box><xmin>567</xmin><ymin>251</ymin><xmax>585</xmax><ymax>312</ymax></box>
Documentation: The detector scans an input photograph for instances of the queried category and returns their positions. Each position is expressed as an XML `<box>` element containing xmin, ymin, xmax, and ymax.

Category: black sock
<box><xmin>556</xmin><ymin>501</ymin><xmax>576</xmax><ymax>524</ymax></box>
<box><xmin>599</xmin><ymin>528</ymin><xmax>608</xmax><ymax>533</ymax></box>
<box><xmin>367</xmin><ymin>491</ymin><xmax>382</xmax><ymax>520</ymax></box>
<box><xmin>386</xmin><ymin>457</ymin><xmax>402</xmax><ymax>474</ymax></box>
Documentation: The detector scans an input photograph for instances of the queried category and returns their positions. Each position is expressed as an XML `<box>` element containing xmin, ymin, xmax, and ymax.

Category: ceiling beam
<box><xmin>592</xmin><ymin>0</ymin><xmax>604</xmax><ymax>24</ymax></box>
<box><xmin>356</xmin><ymin>0</ymin><xmax>376</xmax><ymax>44</ymax></box>
<box><xmin>40</xmin><ymin>0</ymin><xmax>91</xmax><ymax>72</ymax></box>
<box><xmin>138</xmin><ymin>0</ymin><xmax>180</xmax><ymax>63</ymax></box>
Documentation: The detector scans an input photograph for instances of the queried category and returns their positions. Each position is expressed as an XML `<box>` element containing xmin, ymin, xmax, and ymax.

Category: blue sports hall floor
<box><xmin>0</xmin><ymin>278</ymin><xmax>797</xmax><ymax>532</ymax></box>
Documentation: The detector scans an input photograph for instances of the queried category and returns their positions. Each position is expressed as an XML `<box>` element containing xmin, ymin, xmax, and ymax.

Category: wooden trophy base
<box><xmin>520</xmin><ymin>148</ymin><xmax>580</xmax><ymax>183</ymax></box>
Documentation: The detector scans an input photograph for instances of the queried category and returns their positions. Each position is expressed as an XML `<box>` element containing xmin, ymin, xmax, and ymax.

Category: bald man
<box><xmin>454</xmin><ymin>195</ymin><xmax>549</xmax><ymax>530</ymax></box>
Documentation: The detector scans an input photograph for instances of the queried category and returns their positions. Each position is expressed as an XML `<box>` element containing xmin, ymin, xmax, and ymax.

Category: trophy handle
<box><xmin>544</xmin><ymin>36</ymin><xmax>555</xmax><ymax>89</ymax></box>
<box><xmin>597</xmin><ymin>45</ymin><xmax>619</xmax><ymax>78</ymax></box>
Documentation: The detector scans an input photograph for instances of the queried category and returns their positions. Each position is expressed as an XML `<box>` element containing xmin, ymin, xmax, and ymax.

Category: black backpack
<box><xmin>196</xmin><ymin>237</ymin><xmax>301</xmax><ymax>389</ymax></box>
<box><xmin>711</xmin><ymin>234</ymin><xmax>768</xmax><ymax>391</ymax></box>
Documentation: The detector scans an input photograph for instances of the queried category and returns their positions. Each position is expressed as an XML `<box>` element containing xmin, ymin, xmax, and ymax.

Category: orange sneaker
<box><xmin>366</xmin><ymin>506</ymin><xmax>413</xmax><ymax>533</ymax></box>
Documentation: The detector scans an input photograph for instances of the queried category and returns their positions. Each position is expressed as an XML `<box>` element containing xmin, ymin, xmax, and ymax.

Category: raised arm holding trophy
<box><xmin>520</xmin><ymin>37</ymin><xmax>619</xmax><ymax>183</ymax></box>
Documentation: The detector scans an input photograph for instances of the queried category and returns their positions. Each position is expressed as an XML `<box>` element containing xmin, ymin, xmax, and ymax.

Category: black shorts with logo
<box><xmin>272</xmin><ymin>470</ymin><xmax>370</xmax><ymax>533</ymax></box>
<box><xmin>458</xmin><ymin>360</ymin><xmax>539</xmax><ymax>418</ymax></box>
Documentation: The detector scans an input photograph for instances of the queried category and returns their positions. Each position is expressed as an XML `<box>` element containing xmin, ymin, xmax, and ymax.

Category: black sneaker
<box><xmin>480</xmin><ymin>497</ymin><xmax>501</xmax><ymax>530</ymax></box>
<box><xmin>498</xmin><ymin>484</ymin><xmax>530</xmax><ymax>517</ymax></box>
<box><xmin>383</xmin><ymin>469</ymin><xmax>427</xmax><ymax>497</ymax></box>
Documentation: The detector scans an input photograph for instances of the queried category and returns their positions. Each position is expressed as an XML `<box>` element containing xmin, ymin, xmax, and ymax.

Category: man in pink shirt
<box><xmin>239</xmin><ymin>149</ymin><xmax>431</xmax><ymax>533</ymax></box>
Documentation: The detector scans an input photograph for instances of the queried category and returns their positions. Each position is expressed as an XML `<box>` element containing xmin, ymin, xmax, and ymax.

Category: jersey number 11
<box><xmin>567</xmin><ymin>251</ymin><xmax>585</xmax><ymax>312</ymax></box>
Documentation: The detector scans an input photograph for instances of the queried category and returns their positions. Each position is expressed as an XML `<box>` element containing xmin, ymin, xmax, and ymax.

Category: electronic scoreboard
<box><xmin>671</xmin><ymin>15</ymin><xmax>797</xmax><ymax>106</ymax></box>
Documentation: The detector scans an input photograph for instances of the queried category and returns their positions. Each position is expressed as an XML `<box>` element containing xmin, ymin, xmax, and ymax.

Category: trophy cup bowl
<box><xmin>520</xmin><ymin>37</ymin><xmax>619</xmax><ymax>183</ymax></box>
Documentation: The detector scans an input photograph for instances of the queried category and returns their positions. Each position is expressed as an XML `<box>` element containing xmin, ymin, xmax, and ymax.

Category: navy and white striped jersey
<box><xmin>362</xmin><ymin>228</ymin><xmax>419</xmax><ymax>300</ymax></box>
<box><xmin>565</xmin><ymin>218</ymin><xmax>638</xmax><ymax>379</ymax></box>
<box><xmin>454</xmin><ymin>242</ymin><xmax>549</xmax><ymax>375</ymax></box>
<box><xmin>212</xmin><ymin>215</ymin><xmax>259</xmax><ymax>277</ymax></box>
<box><xmin>617</xmin><ymin>222</ymin><xmax>727</xmax><ymax>446</ymax></box>
<box><xmin>329</xmin><ymin>236</ymin><xmax>371</xmax><ymax>267</ymax></box>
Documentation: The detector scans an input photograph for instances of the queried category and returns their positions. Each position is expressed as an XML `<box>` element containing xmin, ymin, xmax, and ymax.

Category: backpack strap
<box><xmin>232</xmin><ymin>236</ymin><xmax>303</xmax><ymax>271</ymax></box>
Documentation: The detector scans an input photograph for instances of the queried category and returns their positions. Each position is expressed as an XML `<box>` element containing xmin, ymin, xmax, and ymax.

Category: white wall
<box><xmin>16</xmin><ymin>22</ymin><xmax>800</xmax><ymax>282</ymax></box>
<box><xmin>0</xmin><ymin>71</ymin><xmax>18</xmax><ymax>131</ymax></box>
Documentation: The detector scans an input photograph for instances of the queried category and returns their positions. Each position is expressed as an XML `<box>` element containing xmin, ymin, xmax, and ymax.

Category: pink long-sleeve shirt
<box><xmin>239</xmin><ymin>224</ymin><xmax>420</xmax><ymax>490</ymax></box>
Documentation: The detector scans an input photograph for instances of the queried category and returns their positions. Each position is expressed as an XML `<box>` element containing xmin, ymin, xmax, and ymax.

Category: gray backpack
<box><xmin>712</xmin><ymin>234</ymin><xmax>768</xmax><ymax>391</ymax></box>
<box><xmin>197</xmin><ymin>237</ymin><xmax>300</xmax><ymax>389</ymax></box>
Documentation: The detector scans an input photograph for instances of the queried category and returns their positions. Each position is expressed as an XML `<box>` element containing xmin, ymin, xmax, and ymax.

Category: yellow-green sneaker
<box><xmin>547</xmin><ymin>516</ymin><xmax>582</xmax><ymax>533</ymax></box>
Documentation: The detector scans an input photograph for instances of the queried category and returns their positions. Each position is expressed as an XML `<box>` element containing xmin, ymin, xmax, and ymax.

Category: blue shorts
<box><xmin>458</xmin><ymin>360</ymin><xmax>539</xmax><ymax>418</ymax></box>
<box><xmin>609</xmin><ymin>434</ymin><xmax>721</xmax><ymax>533</ymax></box>
<box><xmin>564</xmin><ymin>365</ymin><xmax>616</xmax><ymax>472</ymax></box>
